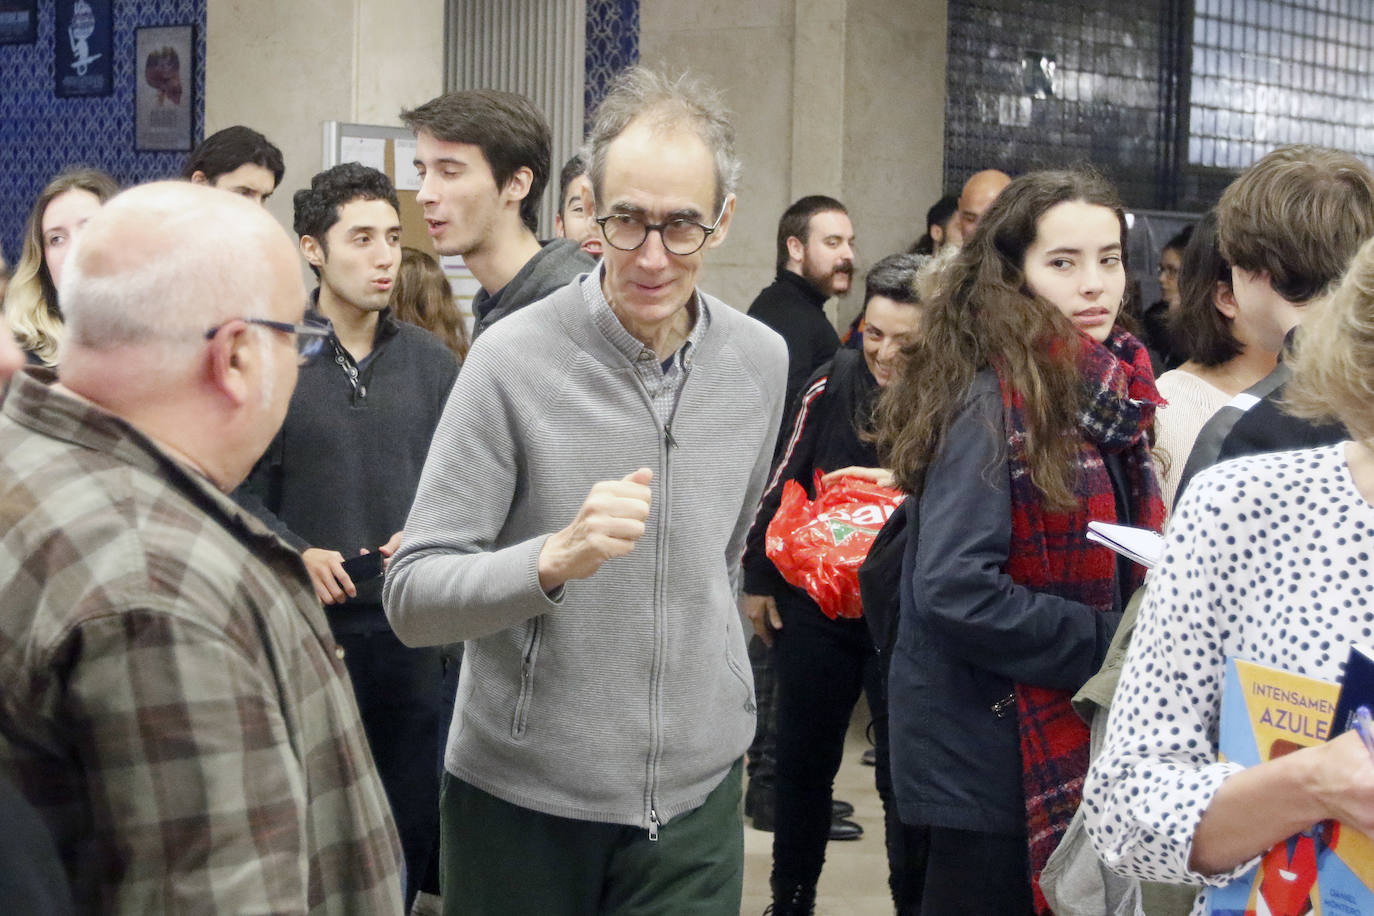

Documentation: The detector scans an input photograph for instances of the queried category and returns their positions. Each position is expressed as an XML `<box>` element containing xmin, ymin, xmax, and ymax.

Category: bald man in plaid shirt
<box><xmin>0</xmin><ymin>183</ymin><xmax>403</xmax><ymax>913</ymax></box>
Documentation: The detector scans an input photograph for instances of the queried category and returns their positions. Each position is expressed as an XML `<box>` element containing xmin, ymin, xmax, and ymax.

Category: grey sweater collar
<box><xmin>581</xmin><ymin>262</ymin><xmax>710</xmax><ymax>367</ymax></box>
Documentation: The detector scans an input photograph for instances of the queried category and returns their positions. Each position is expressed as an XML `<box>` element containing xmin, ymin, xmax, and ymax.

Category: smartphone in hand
<box><xmin>341</xmin><ymin>550</ymin><xmax>385</xmax><ymax>584</ymax></box>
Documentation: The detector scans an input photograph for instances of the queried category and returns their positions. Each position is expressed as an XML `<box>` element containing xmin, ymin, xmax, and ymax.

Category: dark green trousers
<box><xmin>440</xmin><ymin>760</ymin><xmax>744</xmax><ymax>915</ymax></box>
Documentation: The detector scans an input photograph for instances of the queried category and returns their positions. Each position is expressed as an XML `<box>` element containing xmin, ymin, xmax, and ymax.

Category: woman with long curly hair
<box><xmin>873</xmin><ymin>169</ymin><xmax>1165</xmax><ymax>915</ymax></box>
<box><xmin>3</xmin><ymin>168</ymin><xmax>119</xmax><ymax>366</ymax></box>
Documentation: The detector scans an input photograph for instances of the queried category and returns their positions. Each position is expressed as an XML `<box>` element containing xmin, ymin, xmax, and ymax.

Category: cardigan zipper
<box><xmin>646</xmin><ymin>404</ymin><xmax>671</xmax><ymax>841</ymax></box>
<box><xmin>646</xmin><ymin>352</ymin><xmax>694</xmax><ymax>839</ymax></box>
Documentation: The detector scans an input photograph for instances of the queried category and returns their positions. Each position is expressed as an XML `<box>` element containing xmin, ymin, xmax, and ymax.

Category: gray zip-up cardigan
<box><xmin>383</xmin><ymin>271</ymin><xmax>788</xmax><ymax>832</ymax></box>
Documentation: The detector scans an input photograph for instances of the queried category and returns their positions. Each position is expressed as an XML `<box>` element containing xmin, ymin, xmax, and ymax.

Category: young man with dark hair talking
<box><xmin>403</xmin><ymin>90</ymin><xmax>595</xmax><ymax>338</ymax></box>
<box><xmin>235</xmin><ymin>162</ymin><xmax>458</xmax><ymax>909</ymax></box>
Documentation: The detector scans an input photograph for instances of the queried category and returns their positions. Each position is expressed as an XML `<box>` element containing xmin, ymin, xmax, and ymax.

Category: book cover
<box><xmin>1210</xmin><ymin>657</ymin><xmax>1374</xmax><ymax>916</ymax></box>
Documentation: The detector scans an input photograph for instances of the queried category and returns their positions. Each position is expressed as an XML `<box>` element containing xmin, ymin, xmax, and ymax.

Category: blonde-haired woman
<box><xmin>1085</xmin><ymin>233</ymin><xmax>1374</xmax><ymax>910</ymax></box>
<box><xmin>3</xmin><ymin>168</ymin><xmax>118</xmax><ymax>366</ymax></box>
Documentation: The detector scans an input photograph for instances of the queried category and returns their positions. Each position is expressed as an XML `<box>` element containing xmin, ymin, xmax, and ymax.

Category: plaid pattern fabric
<box><xmin>998</xmin><ymin>329</ymin><xmax>1165</xmax><ymax>915</ymax></box>
<box><xmin>585</xmin><ymin>265</ymin><xmax>710</xmax><ymax>427</ymax></box>
<box><xmin>0</xmin><ymin>371</ymin><xmax>404</xmax><ymax>914</ymax></box>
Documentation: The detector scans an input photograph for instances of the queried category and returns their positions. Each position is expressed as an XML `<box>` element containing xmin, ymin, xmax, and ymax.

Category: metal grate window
<box><xmin>943</xmin><ymin>0</ymin><xmax>1174</xmax><ymax>210</ymax></box>
<box><xmin>1188</xmin><ymin>0</ymin><xmax>1374</xmax><ymax>171</ymax></box>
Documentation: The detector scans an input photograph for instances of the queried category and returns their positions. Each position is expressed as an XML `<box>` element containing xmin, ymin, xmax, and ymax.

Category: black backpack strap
<box><xmin>858</xmin><ymin>493</ymin><xmax>916</xmax><ymax>656</ymax></box>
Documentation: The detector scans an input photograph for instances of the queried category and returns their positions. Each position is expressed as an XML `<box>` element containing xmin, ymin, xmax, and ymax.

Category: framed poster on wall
<box><xmin>0</xmin><ymin>0</ymin><xmax>37</xmax><ymax>44</ymax></box>
<box><xmin>135</xmin><ymin>25</ymin><xmax>194</xmax><ymax>151</ymax></box>
<box><xmin>54</xmin><ymin>0</ymin><xmax>112</xmax><ymax>97</ymax></box>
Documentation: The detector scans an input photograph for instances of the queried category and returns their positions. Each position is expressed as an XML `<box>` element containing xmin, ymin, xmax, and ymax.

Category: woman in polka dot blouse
<box><xmin>873</xmin><ymin>170</ymin><xmax>1165</xmax><ymax>915</ymax></box>
<box><xmin>1084</xmin><ymin>235</ymin><xmax>1374</xmax><ymax>914</ymax></box>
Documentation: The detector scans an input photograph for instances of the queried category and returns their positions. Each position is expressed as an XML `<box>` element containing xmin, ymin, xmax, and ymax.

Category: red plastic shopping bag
<box><xmin>764</xmin><ymin>473</ymin><xmax>906</xmax><ymax>619</ymax></box>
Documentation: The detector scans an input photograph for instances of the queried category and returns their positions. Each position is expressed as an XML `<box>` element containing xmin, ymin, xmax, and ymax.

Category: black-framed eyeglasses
<box><xmin>204</xmin><ymin>317</ymin><xmax>333</xmax><ymax>364</ymax></box>
<box><xmin>595</xmin><ymin>203</ymin><xmax>727</xmax><ymax>256</ymax></box>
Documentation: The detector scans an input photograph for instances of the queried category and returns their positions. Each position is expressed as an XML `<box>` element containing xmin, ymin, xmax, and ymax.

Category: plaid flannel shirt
<box><xmin>0</xmin><ymin>371</ymin><xmax>403</xmax><ymax>914</ymax></box>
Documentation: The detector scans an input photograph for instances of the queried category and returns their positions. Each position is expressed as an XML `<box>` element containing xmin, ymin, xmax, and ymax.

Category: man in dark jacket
<box><xmin>403</xmin><ymin>90</ymin><xmax>595</xmax><ymax>339</ymax></box>
<box><xmin>748</xmin><ymin>195</ymin><xmax>855</xmax><ymax>409</ymax></box>
<box><xmin>744</xmin><ymin>197</ymin><xmax>857</xmax><ymax>837</ymax></box>
<box><xmin>236</xmin><ymin>163</ymin><xmax>459</xmax><ymax>908</ymax></box>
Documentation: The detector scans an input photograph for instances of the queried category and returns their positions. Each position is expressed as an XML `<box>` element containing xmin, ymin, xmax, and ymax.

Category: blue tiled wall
<box><xmin>0</xmin><ymin>0</ymin><xmax>206</xmax><ymax>264</ymax></box>
<box><xmin>585</xmin><ymin>0</ymin><xmax>638</xmax><ymax>132</ymax></box>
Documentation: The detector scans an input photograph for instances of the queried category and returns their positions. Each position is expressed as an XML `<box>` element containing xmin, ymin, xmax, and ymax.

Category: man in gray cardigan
<box><xmin>385</xmin><ymin>67</ymin><xmax>787</xmax><ymax>915</ymax></box>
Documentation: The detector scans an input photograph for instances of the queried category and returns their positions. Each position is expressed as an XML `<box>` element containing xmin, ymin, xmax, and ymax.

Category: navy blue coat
<box><xmin>888</xmin><ymin>370</ymin><xmax>1121</xmax><ymax>834</ymax></box>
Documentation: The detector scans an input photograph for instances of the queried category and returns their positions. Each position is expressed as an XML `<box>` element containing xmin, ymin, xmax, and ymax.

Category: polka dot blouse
<box><xmin>1082</xmin><ymin>443</ymin><xmax>1374</xmax><ymax>910</ymax></box>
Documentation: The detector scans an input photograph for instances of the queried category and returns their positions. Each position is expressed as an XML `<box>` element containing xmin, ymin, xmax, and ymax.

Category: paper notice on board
<box><xmin>340</xmin><ymin>136</ymin><xmax>387</xmax><ymax>174</ymax></box>
<box><xmin>393</xmin><ymin>138</ymin><xmax>421</xmax><ymax>190</ymax></box>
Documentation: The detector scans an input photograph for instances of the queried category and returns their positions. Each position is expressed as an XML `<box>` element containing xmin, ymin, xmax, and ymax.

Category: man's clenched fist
<box><xmin>537</xmin><ymin>468</ymin><xmax>653</xmax><ymax>592</ymax></box>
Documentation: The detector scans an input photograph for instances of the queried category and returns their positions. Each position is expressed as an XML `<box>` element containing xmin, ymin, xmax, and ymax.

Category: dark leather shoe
<box><xmin>829</xmin><ymin>816</ymin><xmax>863</xmax><ymax>841</ymax></box>
<box><xmin>831</xmin><ymin>798</ymin><xmax>854</xmax><ymax>818</ymax></box>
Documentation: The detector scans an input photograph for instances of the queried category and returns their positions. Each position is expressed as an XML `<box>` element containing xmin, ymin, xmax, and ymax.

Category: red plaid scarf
<box><xmin>998</xmin><ymin>328</ymin><xmax>1165</xmax><ymax>914</ymax></box>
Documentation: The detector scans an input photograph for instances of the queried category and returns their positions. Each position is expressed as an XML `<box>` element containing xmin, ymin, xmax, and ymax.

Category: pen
<box><xmin>1354</xmin><ymin>706</ymin><xmax>1374</xmax><ymax>762</ymax></box>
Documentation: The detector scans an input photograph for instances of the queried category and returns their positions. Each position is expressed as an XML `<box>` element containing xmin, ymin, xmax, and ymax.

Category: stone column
<box><xmin>640</xmin><ymin>0</ymin><xmax>946</xmax><ymax>325</ymax></box>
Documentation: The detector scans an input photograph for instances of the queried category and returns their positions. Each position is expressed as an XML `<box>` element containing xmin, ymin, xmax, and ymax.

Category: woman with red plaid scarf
<box><xmin>872</xmin><ymin>169</ymin><xmax>1166</xmax><ymax>915</ymax></box>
